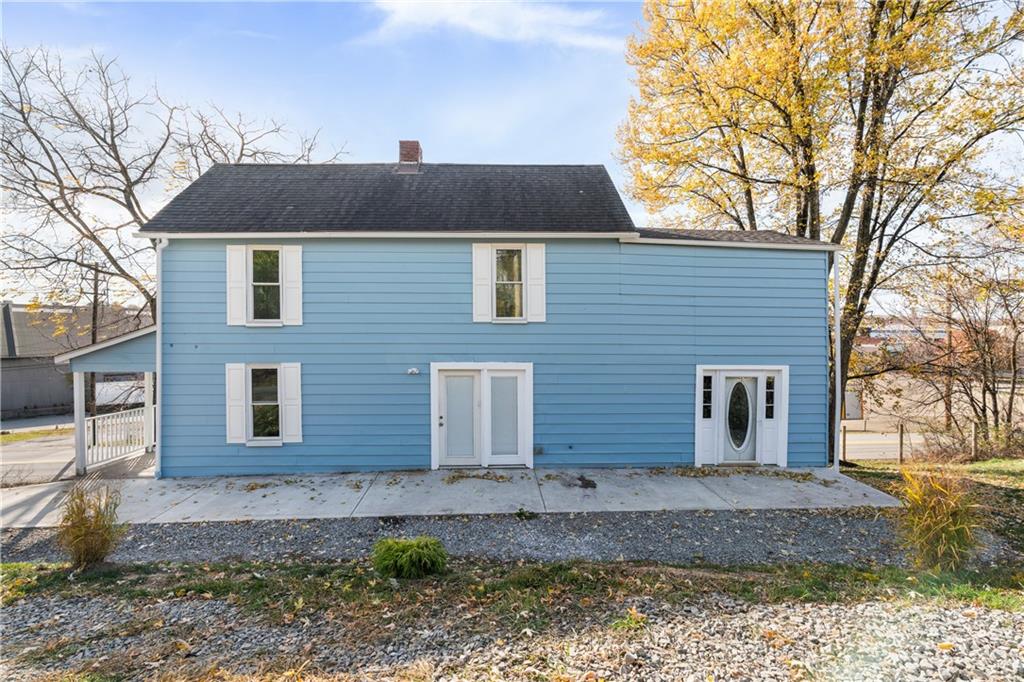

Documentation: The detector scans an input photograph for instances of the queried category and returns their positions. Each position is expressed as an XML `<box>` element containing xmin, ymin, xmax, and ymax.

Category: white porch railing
<box><xmin>85</xmin><ymin>406</ymin><xmax>154</xmax><ymax>469</ymax></box>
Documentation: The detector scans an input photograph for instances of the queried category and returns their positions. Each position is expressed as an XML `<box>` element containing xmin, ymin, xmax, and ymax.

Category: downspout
<box><xmin>155</xmin><ymin>238</ymin><xmax>167</xmax><ymax>478</ymax></box>
<box><xmin>832</xmin><ymin>254</ymin><xmax>842</xmax><ymax>473</ymax></box>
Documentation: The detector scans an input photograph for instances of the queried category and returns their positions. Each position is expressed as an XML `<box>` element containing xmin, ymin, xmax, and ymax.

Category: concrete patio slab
<box><xmin>538</xmin><ymin>468</ymin><xmax>727</xmax><ymax>513</ymax></box>
<box><xmin>698</xmin><ymin>469</ymin><xmax>899</xmax><ymax>510</ymax></box>
<box><xmin>0</xmin><ymin>467</ymin><xmax>898</xmax><ymax>529</ymax></box>
<box><xmin>149</xmin><ymin>474</ymin><xmax>376</xmax><ymax>523</ymax></box>
<box><xmin>352</xmin><ymin>469</ymin><xmax>544</xmax><ymax>517</ymax></box>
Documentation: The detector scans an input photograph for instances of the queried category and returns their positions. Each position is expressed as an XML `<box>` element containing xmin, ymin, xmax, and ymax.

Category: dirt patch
<box><xmin>443</xmin><ymin>470</ymin><xmax>512</xmax><ymax>485</ymax></box>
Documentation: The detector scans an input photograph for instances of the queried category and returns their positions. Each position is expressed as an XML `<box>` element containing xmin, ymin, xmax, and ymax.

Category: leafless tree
<box><xmin>1</xmin><ymin>47</ymin><xmax>343</xmax><ymax>319</ymax></box>
<box><xmin>866</xmin><ymin>228</ymin><xmax>1024</xmax><ymax>457</ymax></box>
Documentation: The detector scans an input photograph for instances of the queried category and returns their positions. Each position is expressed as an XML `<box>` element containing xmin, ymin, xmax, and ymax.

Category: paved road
<box><xmin>1</xmin><ymin>433</ymin><xmax>78</xmax><ymax>486</ymax></box>
<box><xmin>842</xmin><ymin>429</ymin><xmax>925</xmax><ymax>461</ymax></box>
<box><xmin>0</xmin><ymin>413</ymin><xmax>73</xmax><ymax>432</ymax></box>
<box><xmin>1</xmin><ymin>431</ymin><xmax>153</xmax><ymax>487</ymax></box>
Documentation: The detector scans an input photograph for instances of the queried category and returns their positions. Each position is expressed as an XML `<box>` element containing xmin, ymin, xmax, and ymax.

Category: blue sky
<box><xmin>5</xmin><ymin>1</ymin><xmax>647</xmax><ymax>220</ymax></box>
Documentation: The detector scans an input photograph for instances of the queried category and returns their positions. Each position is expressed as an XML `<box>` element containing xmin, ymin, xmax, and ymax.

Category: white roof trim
<box><xmin>54</xmin><ymin>326</ymin><xmax>155</xmax><ymax>365</ymax></box>
<box><xmin>621</xmin><ymin>236</ymin><xmax>839</xmax><ymax>252</ymax></box>
<box><xmin>135</xmin><ymin>230</ymin><xmax>837</xmax><ymax>251</ymax></box>
<box><xmin>134</xmin><ymin>231</ymin><xmax>639</xmax><ymax>240</ymax></box>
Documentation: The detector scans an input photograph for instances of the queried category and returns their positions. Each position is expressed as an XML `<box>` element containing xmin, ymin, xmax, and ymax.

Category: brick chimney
<box><xmin>398</xmin><ymin>140</ymin><xmax>422</xmax><ymax>172</ymax></box>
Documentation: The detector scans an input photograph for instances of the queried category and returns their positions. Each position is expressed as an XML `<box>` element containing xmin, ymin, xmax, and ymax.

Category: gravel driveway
<box><xmin>3</xmin><ymin>590</ymin><xmax>1022</xmax><ymax>681</ymax></box>
<box><xmin>1</xmin><ymin>508</ymin><xmax>921</xmax><ymax>566</ymax></box>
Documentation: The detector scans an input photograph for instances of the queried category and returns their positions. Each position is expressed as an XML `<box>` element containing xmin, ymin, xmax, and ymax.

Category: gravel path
<box><xmin>3</xmin><ymin>591</ymin><xmax>1022</xmax><ymax>681</ymax></box>
<box><xmin>1</xmin><ymin>508</ymin><xmax>920</xmax><ymax>566</ymax></box>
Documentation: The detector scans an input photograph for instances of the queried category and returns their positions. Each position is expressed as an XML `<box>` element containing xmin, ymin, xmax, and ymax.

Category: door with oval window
<box><xmin>722</xmin><ymin>377</ymin><xmax>758</xmax><ymax>462</ymax></box>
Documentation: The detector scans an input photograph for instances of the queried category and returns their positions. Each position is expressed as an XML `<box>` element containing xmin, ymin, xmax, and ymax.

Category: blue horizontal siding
<box><xmin>70</xmin><ymin>331</ymin><xmax>155</xmax><ymax>373</ymax></box>
<box><xmin>158</xmin><ymin>238</ymin><xmax>828</xmax><ymax>476</ymax></box>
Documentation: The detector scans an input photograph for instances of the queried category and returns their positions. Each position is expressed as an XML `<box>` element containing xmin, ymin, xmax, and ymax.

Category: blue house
<box><xmin>59</xmin><ymin>141</ymin><xmax>839</xmax><ymax>478</ymax></box>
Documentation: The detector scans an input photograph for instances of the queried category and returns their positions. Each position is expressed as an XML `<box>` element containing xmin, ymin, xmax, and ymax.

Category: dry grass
<box><xmin>4</xmin><ymin>558</ymin><xmax>1022</xmax><ymax>680</ymax></box>
<box><xmin>56</xmin><ymin>484</ymin><xmax>126</xmax><ymax>568</ymax></box>
<box><xmin>847</xmin><ymin>458</ymin><xmax>1023</xmax><ymax>554</ymax></box>
<box><xmin>896</xmin><ymin>469</ymin><xmax>981</xmax><ymax>571</ymax></box>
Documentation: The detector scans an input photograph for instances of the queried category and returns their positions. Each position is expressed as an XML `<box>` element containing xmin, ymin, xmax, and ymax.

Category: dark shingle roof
<box><xmin>141</xmin><ymin>163</ymin><xmax>636</xmax><ymax>234</ymax></box>
<box><xmin>637</xmin><ymin>227</ymin><xmax>834</xmax><ymax>248</ymax></box>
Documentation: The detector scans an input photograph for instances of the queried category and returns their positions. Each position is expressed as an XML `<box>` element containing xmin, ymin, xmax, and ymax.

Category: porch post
<box><xmin>143</xmin><ymin>371</ymin><xmax>155</xmax><ymax>451</ymax></box>
<box><xmin>73</xmin><ymin>371</ymin><xmax>87</xmax><ymax>476</ymax></box>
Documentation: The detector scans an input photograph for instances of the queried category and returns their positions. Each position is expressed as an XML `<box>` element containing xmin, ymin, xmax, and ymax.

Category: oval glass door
<box><xmin>724</xmin><ymin>378</ymin><xmax>756</xmax><ymax>461</ymax></box>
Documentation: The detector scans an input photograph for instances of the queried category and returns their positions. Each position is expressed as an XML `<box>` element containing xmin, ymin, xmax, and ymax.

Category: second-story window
<box><xmin>494</xmin><ymin>247</ymin><xmax>524</xmax><ymax>320</ymax></box>
<box><xmin>251</xmin><ymin>248</ymin><xmax>281</xmax><ymax>321</ymax></box>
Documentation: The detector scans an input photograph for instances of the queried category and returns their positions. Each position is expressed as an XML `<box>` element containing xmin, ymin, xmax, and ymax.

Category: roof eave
<box><xmin>622</xmin><ymin>235</ymin><xmax>840</xmax><ymax>252</ymax></box>
<box><xmin>133</xmin><ymin>230</ymin><xmax>640</xmax><ymax>240</ymax></box>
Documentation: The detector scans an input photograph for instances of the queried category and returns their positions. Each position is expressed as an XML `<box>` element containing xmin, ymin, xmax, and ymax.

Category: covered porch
<box><xmin>54</xmin><ymin>327</ymin><xmax>157</xmax><ymax>477</ymax></box>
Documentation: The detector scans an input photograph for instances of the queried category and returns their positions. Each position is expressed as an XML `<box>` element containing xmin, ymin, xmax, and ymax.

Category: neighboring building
<box><xmin>59</xmin><ymin>141</ymin><xmax>837</xmax><ymax>477</ymax></box>
<box><xmin>1</xmin><ymin>302</ymin><xmax>148</xmax><ymax>420</ymax></box>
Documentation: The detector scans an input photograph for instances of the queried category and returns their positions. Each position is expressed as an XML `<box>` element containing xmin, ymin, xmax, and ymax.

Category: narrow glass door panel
<box><xmin>490</xmin><ymin>375</ymin><xmax>519</xmax><ymax>457</ymax></box>
<box><xmin>444</xmin><ymin>375</ymin><xmax>477</xmax><ymax>460</ymax></box>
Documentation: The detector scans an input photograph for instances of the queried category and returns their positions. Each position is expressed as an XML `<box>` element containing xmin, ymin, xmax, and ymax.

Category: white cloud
<box><xmin>362</xmin><ymin>1</ymin><xmax>623</xmax><ymax>52</ymax></box>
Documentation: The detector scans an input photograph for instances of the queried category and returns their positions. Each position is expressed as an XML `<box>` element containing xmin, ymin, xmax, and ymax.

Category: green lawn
<box><xmin>4</xmin><ymin>558</ymin><xmax>1022</xmax><ymax>627</ymax></box>
<box><xmin>845</xmin><ymin>458</ymin><xmax>1024</xmax><ymax>554</ymax></box>
<box><xmin>0</xmin><ymin>426</ymin><xmax>73</xmax><ymax>446</ymax></box>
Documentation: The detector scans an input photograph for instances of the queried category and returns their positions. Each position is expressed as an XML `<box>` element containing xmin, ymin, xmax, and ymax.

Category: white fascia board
<box><xmin>133</xmin><ymin>231</ymin><xmax>639</xmax><ymax>240</ymax></box>
<box><xmin>621</xmin><ymin>236</ymin><xmax>839</xmax><ymax>252</ymax></box>
<box><xmin>54</xmin><ymin>326</ymin><xmax>156</xmax><ymax>364</ymax></box>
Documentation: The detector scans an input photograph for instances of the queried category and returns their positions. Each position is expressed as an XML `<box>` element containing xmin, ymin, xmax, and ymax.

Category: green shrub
<box><xmin>56</xmin><ymin>484</ymin><xmax>126</xmax><ymax>568</ymax></box>
<box><xmin>371</xmin><ymin>536</ymin><xmax>448</xmax><ymax>579</ymax></box>
<box><xmin>897</xmin><ymin>469</ymin><xmax>980</xmax><ymax>571</ymax></box>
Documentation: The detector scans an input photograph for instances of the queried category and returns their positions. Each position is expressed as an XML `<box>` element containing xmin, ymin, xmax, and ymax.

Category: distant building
<box><xmin>1</xmin><ymin>301</ymin><xmax>148</xmax><ymax>420</ymax></box>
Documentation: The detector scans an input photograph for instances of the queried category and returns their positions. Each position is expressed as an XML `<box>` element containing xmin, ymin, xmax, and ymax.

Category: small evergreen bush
<box><xmin>371</xmin><ymin>536</ymin><xmax>448</xmax><ymax>579</ymax></box>
<box><xmin>56</xmin><ymin>484</ymin><xmax>126</xmax><ymax>568</ymax></box>
<box><xmin>897</xmin><ymin>469</ymin><xmax>980</xmax><ymax>571</ymax></box>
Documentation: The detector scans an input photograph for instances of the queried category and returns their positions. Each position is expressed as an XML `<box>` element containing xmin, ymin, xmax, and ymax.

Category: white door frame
<box><xmin>430</xmin><ymin>362</ymin><xmax>534</xmax><ymax>469</ymax></box>
<box><xmin>694</xmin><ymin>364</ymin><xmax>789</xmax><ymax>468</ymax></box>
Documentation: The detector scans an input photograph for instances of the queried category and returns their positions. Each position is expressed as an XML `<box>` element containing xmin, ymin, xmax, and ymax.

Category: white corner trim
<box><xmin>429</xmin><ymin>362</ymin><xmax>534</xmax><ymax>470</ymax></box>
<box><xmin>54</xmin><ymin>326</ymin><xmax>156</xmax><ymax>365</ymax></box>
<box><xmin>832</xmin><ymin>255</ymin><xmax>843</xmax><ymax>472</ymax></box>
<box><xmin>155</xmin><ymin>238</ymin><xmax>167</xmax><ymax>478</ymax></box>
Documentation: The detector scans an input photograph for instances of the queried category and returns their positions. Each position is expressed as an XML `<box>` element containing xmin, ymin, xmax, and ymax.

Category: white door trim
<box><xmin>430</xmin><ymin>362</ymin><xmax>534</xmax><ymax>469</ymax></box>
<box><xmin>694</xmin><ymin>364</ymin><xmax>789</xmax><ymax>468</ymax></box>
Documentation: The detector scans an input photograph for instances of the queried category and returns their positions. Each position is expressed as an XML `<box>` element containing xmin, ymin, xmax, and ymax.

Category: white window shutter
<box><xmin>225</xmin><ymin>363</ymin><xmax>246</xmax><ymax>443</ymax></box>
<box><xmin>526</xmin><ymin>243</ymin><xmax>546</xmax><ymax>322</ymax></box>
<box><xmin>471</xmin><ymin>243</ymin><xmax>493</xmax><ymax>322</ymax></box>
<box><xmin>226</xmin><ymin>246</ymin><xmax>247</xmax><ymax>325</ymax></box>
<box><xmin>281</xmin><ymin>245</ymin><xmax>303</xmax><ymax>325</ymax></box>
<box><xmin>281</xmin><ymin>362</ymin><xmax>303</xmax><ymax>443</ymax></box>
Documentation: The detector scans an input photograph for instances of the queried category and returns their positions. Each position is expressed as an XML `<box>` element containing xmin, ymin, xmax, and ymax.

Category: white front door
<box><xmin>722</xmin><ymin>376</ymin><xmax>757</xmax><ymax>462</ymax></box>
<box><xmin>439</xmin><ymin>371</ymin><xmax>481</xmax><ymax>466</ymax></box>
<box><xmin>695</xmin><ymin>366</ymin><xmax>789</xmax><ymax>468</ymax></box>
<box><xmin>432</xmin><ymin>363</ymin><xmax>533</xmax><ymax>468</ymax></box>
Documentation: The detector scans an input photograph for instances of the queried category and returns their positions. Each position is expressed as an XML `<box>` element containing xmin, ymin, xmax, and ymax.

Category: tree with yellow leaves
<box><xmin>621</xmin><ymin>0</ymin><xmax>1024</xmax><ymax>444</ymax></box>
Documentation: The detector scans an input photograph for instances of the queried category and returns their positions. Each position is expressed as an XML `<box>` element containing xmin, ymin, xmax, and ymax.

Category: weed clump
<box><xmin>897</xmin><ymin>469</ymin><xmax>980</xmax><ymax>571</ymax></box>
<box><xmin>56</xmin><ymin>484</ymin><xmax>126</xmax><ymax>568</ymax></box>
